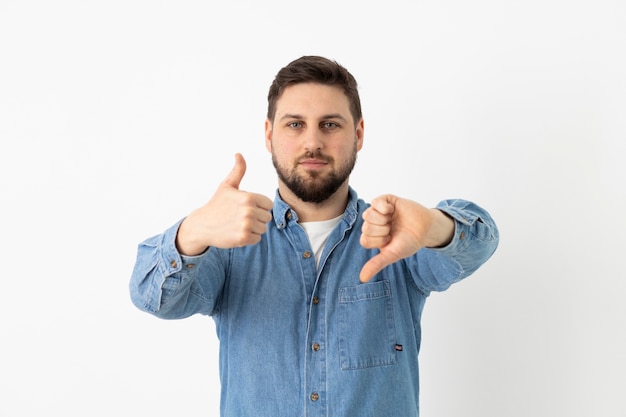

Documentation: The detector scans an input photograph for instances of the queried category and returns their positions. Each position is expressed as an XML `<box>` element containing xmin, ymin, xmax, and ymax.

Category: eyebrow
<box><xmin>278</xmin><ymin>113</ymin><xmax>349</xmax><ymax>123</ymax></box>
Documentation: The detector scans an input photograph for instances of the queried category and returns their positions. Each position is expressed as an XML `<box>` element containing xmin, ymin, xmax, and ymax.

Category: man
<box><xmin>130</xmin><ymin>55</ymin><xmax>499</xmax><ymax>416</ymax></box>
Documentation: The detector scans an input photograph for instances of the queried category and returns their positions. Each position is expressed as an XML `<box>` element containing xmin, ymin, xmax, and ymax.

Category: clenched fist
<box><xmin>176</xmin><ymin>153</ymin><xmax>273</xmax><ymax>256</ymax></box>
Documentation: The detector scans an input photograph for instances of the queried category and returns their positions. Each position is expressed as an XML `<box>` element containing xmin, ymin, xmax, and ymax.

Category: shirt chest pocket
<box><xmin>338</xmin><ymin>280</ymin><xmax>397</xmax><ymax>370</ymax></box>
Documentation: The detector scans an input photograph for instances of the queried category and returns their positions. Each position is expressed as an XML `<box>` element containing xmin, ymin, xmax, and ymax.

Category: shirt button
<box><xmin>170</xmin><ymin>260</ymin><xmax>178</xmax><ymax>268</ymax></box>
<box><xmin>303</xmin><ymin>251</ymin><xmax>312</xmax><ymax>259</ymax></box>
<box><xmin>186</xmin><ymin>264</ymin><xmax>195</xmax><ymax>269</ymax></box>
<box><xmin>312</xmin><ymin>342</ymin><xmax>320</xmax><ymax>351</ymax></box>
<box><xmin>310</xmin><ymin>392</ymin><xmax>319</xmax><ymax>402</ymax></box>
<box><xmin>460</xmin><ymin>232</ymin><xmax>465</xmax><ymax>240</ymax></box>
<box><xmin>287</xmin><ymin>211</ymin><xmax>293</xmax><ymax>220</ymax></box>
<box><xmin>312</xmin><ymin>296</ymin><xmax>319</xmax><ymax>305</ymax></box>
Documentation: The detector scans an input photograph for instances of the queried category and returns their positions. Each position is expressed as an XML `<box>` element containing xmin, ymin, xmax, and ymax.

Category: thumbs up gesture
<box><xmin>359</xmin><ymin>195</ymin><xmax>455</xmax><ymax>282</ymax></box>
<box><xmin>176</xmin><ymin>153</ymin><xmax>274</xmax><ymax>256</ymax></box>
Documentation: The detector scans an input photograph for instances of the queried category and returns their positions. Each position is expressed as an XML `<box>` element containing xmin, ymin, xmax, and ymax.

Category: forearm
<box><xmin>432</xmin><ymin>199</ymin><xmax>499</xmax><ymax>276</ymax></box>
<box><xmin>129</xmin><ymin>220</ymin><xmax>221</xmax><ymax>319</ymax></box>
<box><xmin>409</xmin><ymin>199</ymin><xmax>499</xmax><ymax>292</ymax></box>
<box><xmin>424</xmin><ymin>208</ymin><xmax>455</xmax><ymax>248</ymax></box>
<box><xmin>176</xmin><ymin>215</ymin><xmax>211</xmax><ymax>256</ymax></box>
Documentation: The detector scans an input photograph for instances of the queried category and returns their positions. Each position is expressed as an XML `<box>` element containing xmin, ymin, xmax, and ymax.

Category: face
<box><xmin>265</xmin><ymin>83</ymin><xmax>364</xmax><ymax>204</ymax></box>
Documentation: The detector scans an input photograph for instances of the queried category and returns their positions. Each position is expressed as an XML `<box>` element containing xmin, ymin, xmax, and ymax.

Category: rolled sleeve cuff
<box><xmin>158</xmin><ymin>220</ymin><xmax>184</xmax><ymax>274</ymax></box>
<box><xmin>430</xmin><ymin>199</ymin><xmax>489</xmax><ymax>256</ymax></box>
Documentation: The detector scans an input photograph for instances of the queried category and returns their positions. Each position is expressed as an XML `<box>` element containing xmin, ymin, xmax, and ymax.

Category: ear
<box><xmin>355</xmin><ymin>118</ymin><xmax>364</xmax><ymax>151</ymax></box>
<box><xmin>264</xmin><ymin>119</ymin><xmax>273</xmax><ymax>152</ymax></box>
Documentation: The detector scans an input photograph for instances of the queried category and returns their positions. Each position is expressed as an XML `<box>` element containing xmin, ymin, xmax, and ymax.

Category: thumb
<box><xmin>221</xmin><ymin>153</ymin><xmax>246</xmax><ymax>189</ymax></box>
<box><xmin>359</xmin><ymin>251</ymin><xmax>396</xmax><ymax>283</ymax></box>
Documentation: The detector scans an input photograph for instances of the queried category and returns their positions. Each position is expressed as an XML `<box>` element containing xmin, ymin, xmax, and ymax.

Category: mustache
<box><xmin>299</xmin><ymin>149</ymin><xmax>332</xmax><ymax>162</ymax></box>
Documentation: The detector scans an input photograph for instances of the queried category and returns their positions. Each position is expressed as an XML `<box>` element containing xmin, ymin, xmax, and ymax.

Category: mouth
<box><xmin>299</xmin><ymin>158</ymin><xmax>329</xmax><ymax>170</ymax></box>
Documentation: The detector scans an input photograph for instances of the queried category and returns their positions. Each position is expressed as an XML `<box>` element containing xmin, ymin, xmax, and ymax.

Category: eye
<box><xmin>287</xmin><ymin>121</ymin><xmax>303</xmax><ymax>129</ymax></box>
<box><xmin>321</xmin><ymin>122</ymin><xmax>339</xmax><ymax>129</ymax></box>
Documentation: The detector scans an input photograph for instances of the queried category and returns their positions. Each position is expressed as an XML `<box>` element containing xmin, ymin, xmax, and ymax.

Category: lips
<box><xmin>299</xmin><ymin>158</ymin><xmax>328</xmax><ymax>169</ymax></box>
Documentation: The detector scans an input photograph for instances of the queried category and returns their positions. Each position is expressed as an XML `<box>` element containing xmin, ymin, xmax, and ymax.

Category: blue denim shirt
<box><xmin>130</xmin><ymin>187</ymin><xmax>499</xmax><ymax>417</ymax></box>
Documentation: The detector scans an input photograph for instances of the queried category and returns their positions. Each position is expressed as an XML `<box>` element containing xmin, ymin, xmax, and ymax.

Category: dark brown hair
<box><xmin>266</xmin><ymin>56</ymin><xmax>362</xmax><ymax>126</ymax></box>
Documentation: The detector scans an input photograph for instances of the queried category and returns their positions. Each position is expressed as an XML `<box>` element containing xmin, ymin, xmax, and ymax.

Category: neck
<box><xmin>278</xmin><ymin>181</ymin><xmax>350</xmax><ymax>222</ymax></box>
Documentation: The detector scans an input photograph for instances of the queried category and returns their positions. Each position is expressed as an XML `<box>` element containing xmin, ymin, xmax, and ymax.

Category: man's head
<box><xmin>265</xmin><ymin>56</ymin><xmax>364</xmax><ymax>205</ymax></box>
<box><xmin>267</xmin><ymin>56</ymin><xmax>362</xmax><ymax>127</ymax></box>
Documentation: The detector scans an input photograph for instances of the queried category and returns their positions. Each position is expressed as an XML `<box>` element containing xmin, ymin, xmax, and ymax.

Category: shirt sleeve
<box><xmin>129</xmin><ymin>219</ymin><xmax>226</xmax><ymax>319</ymax></box>
<box><xmin>410</xmin><ymin>199</ymin><xmax>499</xmax><ymax>294</ymax></box>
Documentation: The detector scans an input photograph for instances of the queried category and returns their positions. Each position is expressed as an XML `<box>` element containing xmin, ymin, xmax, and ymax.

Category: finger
<box><xmin>249</xmin><ymin>218</ymin><xmax>269</xmax><ymax>236</ymax></box>
<box><xmin>253</xmin><ymin>206</ymin><xmax>273</xmax><ymax>224</ymax></box>
<box><xmin>235</xmin><ymin>233</ymin><xmax>262</xmax><ymax>247</ymax></box>
<box><xmin>360</xmin><ymin>232</ymin><xmax>390</xmax><ymax>249</ymax></box>
<box><xmin>360</xmin><ymin>234</ymin><xmax>391</xmax><ymax>250</ymax></box>
<box><xmin>362</xmin><ymin>207</ymin><xmax>392</xmax><ymax>226</ymax></box>
<box><xmin>361</xmin><ymin>221</ymin><xmax>391</xmax><ymax>238</ymax></box>
<box><xmin>233</xmin><ymin>214</ymin><xmax>269</xmax><ymax>245</ymax></box>
<box><xmin>370</xmin><ymin>196</ymin><xmax>396</xmax><ymax>216</ymax></box>
<box><xmin>253</xmin><ymin>194</ymin><xmax>274</xmax><ymax>211</ymax></box>
<box><xmin>359</xmin><ymin>251</ymin><xmax>397</xmax><ymax>283</ymax></box>
<box><xmin>221</xmin><ymin>153</ymin><xmax>247</xmax><ymax>189</ymax></box>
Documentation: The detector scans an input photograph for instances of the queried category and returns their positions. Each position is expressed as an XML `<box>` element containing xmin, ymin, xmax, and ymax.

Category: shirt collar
<box><xmin>272</xmin><ymin>187</ymin><xmax>359</xmax><ymax>230</ymax></box>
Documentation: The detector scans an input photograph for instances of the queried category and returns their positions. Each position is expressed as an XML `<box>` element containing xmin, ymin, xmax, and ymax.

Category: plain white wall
<box><xmin>1</xmin><ymin>1</ymin><xmax>624</xmax><ymax>416</ymax></box>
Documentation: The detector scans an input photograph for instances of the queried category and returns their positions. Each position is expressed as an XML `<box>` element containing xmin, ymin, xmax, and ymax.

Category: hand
<box><xmin>359</xmin><ymin>195</ymin><xmax>454</xmax><ymax>282</ymax></box>
<box><xmin>176</xmin><ymin>153</ymin><xmax>273</xmax><ymax>255</ymax></box>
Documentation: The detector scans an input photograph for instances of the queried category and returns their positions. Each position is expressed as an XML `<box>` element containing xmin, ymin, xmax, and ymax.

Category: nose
<box><xmin>303</xmin><ymin>128</ymin><xmax>324</xmax><ymax>152</ymax></box>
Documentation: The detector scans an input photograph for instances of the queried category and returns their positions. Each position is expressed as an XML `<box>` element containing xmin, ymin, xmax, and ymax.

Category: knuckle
<box><xmin>235</xmin><ymin>230</ymin><xmax>249</xmax><ymax>243</ymax></box>
<box><xmin>240</xmin><ymin>193</ymin><xmax>255</xmax><ymax>206</ymax></box>
<box><xmin>240</xmin><ymin>217</ymin><xmax>254</xmax><ymax>230</ymax></box>
<box><xmin>240</xmin><ymin>206</ymin><xmax>255</xmax><ymax>220</ymax></box>
<box><xmin>360</xmin><ymin>235</ymin><xmax>374</xmax><ymax>248</ymax></box>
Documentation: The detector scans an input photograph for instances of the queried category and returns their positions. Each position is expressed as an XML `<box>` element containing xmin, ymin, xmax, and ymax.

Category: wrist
<box><xmin>175</xmin><ymin>218</ymin><xmax>209</xmax><ymax>256</ymax></box>
<box><xmin>425</xmin><ymin>209</ymin><xmax>455</xmax><ymax>248</ymax></box>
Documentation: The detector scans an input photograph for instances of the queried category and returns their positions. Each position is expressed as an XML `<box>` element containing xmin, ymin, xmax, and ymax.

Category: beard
<box><xmin>272</xmin><ymin>144</ymin><xmax>358</xmax><ymax>204</ymax></box>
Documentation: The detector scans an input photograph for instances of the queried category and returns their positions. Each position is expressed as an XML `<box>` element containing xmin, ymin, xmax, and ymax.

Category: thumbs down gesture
<box><xmin>359</xmin><ymin>195</ymin><xmax>455</xmax><ymax>283</ymax></box>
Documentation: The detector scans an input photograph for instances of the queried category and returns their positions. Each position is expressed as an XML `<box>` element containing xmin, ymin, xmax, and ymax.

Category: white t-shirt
<box><xmin>299</xmin><ymin>215</ymin><xmax>343</xmax><ymax>267</ymax></box>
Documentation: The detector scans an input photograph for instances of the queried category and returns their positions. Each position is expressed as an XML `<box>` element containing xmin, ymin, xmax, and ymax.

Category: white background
<box><xmin>1</xmin><ymin>1</ymin><xmax>624</xmax><ymax>416</ymax></box>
